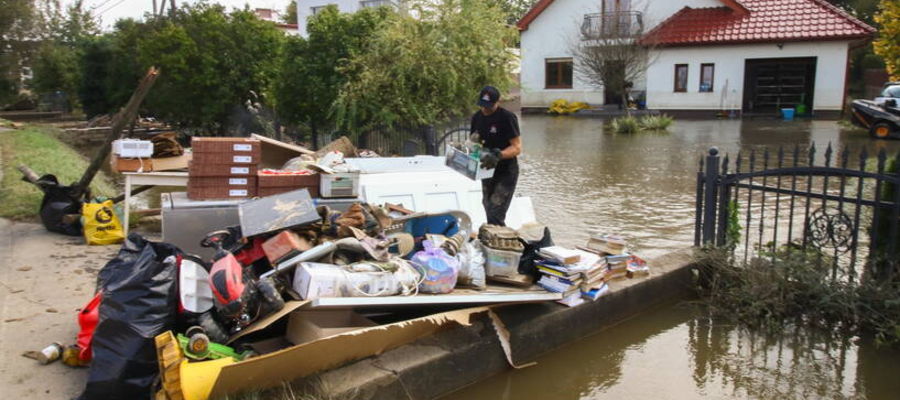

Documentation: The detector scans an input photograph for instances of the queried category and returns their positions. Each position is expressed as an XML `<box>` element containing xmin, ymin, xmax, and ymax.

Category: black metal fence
<box><xmin>696</xmin><ymin>144</ymin><xmax>900</xmax><ymax>282</ymax></box>
<box><xmin>312</xmin><ymin>119</ymin><xmax>470</xmax><ymax>156</ymax></box>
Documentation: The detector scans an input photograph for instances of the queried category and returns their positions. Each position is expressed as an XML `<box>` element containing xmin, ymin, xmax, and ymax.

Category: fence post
<box><xmin>702</xmin><ymin>147</ymin><xmax>720</xmax><ymax>245</ymax></box>
<box><xmin>423</xmin><ymin>125</ymin><xmax>438</xmax><ymax>156</ymax></box>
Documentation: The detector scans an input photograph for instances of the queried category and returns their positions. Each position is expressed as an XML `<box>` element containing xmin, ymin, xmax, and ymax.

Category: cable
<box><xmin>96</xmin><ymin>0</ymin><xmax>127</xmax><ymax>16</ymax></box>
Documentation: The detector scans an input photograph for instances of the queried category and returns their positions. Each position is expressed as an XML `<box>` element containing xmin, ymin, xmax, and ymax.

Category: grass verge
<box><xmin>0</xmin><ymin>124</ymin><xmax>116</xmax><ymax>220</ymax></box>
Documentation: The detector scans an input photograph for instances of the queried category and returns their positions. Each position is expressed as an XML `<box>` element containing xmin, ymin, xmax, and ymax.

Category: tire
<box><xmin>870</xmin><ymin>122</ymin><xmax>895</xmax><ymax>139</ymax></box>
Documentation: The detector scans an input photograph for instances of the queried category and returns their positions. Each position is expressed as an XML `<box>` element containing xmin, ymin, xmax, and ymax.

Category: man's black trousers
<box><xmin>481</xmin><ymin>160</ymin><xmax>519</xmax><ymax>226</ymax></box>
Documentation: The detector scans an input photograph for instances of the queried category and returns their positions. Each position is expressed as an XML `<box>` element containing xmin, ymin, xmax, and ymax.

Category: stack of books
<box><xmin>536</xmin><ymin>247</ymin><xmax>611</xmax><ymax>307</ymax></box>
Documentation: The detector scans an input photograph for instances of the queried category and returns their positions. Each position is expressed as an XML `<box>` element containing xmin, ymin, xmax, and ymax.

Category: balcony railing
<box><xmin>581</xmin><ymin>11</ymin><xmax>644</xmax><ymax>40</ymax></box>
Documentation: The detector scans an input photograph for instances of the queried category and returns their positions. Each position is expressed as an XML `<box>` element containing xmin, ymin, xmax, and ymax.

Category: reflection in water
<box><xmin>443</xmin><ymin>118</ymin><xmax>900</xmax><ymax>400</ymax></box>
<box><xmin>442</xmin><ymin>304</ymin><xmax>900</xmax><ymax>400</ymax></box>
<box><xmin>516</xmin><ymin>117</ymin><xmax>900</xmax><ymax>258</ymax></box>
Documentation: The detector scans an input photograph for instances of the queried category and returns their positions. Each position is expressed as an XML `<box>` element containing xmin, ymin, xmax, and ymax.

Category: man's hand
<box><xmin>480</xmin><ymin>148</ymin><xmax>502</xmax><ymax>169</ymax></box>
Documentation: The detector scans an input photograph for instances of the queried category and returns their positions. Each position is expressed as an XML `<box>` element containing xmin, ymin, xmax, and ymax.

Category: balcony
<box><xmin>581</xmin><ymin>11</ymin><xmax>644</xmax><ymax>40</ymax></box>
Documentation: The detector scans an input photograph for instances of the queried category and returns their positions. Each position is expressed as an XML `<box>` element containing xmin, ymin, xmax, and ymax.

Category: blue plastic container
<box><xmin>781</xmin><ymin>108</ymin><xmax>795</xmax><ymax>121</ymax></box>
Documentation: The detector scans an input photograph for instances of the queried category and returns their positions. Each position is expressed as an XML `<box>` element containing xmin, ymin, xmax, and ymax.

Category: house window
<box><xmin>546</xmin><ymin>58</ymin><xmax>574</xmax><ymax>89</ymax></box>
<box><xmin>360</xmin><ymin>0</ymin><xmax>391</xmax><ymax>8</ymax></box>
<box><xmin>700</xmin><ymin>63</ymin><xmax>714</xmax><ymax>93</ymax></box>
<box><xmin>674</xmin><ymin>64</ymin><xmax>688</xmax><ymax>92</ymax></box>
<box><xmin>311</xmin><ymin>5</ymin><xmax>334</xmax><ymax>15</ymax></box>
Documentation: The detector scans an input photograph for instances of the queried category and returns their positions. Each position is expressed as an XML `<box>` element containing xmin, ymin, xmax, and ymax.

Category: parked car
<box><xmin>851</xmin><ymin>82</ymin><xmax>900</xmax><ymax>139</ymax></box>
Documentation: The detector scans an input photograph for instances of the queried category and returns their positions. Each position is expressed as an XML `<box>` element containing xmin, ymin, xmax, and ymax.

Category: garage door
<box><xmin>743</xmin><ymin>57</ymin><xmax>817</xmax><ymax>115</ymax></box>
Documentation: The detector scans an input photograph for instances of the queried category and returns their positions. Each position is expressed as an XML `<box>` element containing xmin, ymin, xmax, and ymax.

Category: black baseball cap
<box><xmin>477</xmin><ymin>86</ymin><xmax>500</xmax><ymax>108</ymax></box>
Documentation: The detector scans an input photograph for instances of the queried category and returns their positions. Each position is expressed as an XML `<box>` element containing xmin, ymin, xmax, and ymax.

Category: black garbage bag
<box><xmin>519</xmin><ymin>226</ymin><xmax>554</xmax><ymax>279</ymax></box>
<box><xmin>79</xmin><ymin>233</ymin><xmax>181</xmax><ymax>400</ymax></box>
<box><xmin>37</xmin><ymin>174</ymin><xmax>82</xmax><ymax>236</ymax></box>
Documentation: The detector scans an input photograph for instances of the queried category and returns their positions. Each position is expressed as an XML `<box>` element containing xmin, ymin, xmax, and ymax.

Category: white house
<box><xmin>517</xmin><ymin>0</ymin><xmax>875</xmax><ymax>117</ymax></box>
<box><xmin>296</xmin><ymin>0</ymin><xmax>396</xmax><ymax>36</ymax></box>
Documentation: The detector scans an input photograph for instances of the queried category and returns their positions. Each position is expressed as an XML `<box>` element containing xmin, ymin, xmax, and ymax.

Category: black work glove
<box><xmin>480</xmin><ymin>148</ymin><xmax>502</xmax><ymax>169</ymax></box>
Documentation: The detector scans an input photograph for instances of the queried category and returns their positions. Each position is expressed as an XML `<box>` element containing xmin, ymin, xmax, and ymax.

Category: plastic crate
<box><xmin>482</xmin><ymin>245</ymin><xmax>522</xmax><ymax>278</ymax></box>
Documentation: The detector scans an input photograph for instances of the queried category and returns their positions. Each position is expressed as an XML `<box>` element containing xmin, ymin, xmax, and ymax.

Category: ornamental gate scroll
<box><xmin>695</xmin><ymin>144</ymin><xmax>900</xmax><ymax>282</ymax></box>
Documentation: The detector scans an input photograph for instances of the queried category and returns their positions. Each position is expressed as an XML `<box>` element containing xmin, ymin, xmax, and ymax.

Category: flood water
<box><xmin>442</xmin><ymin>303</ymin><xmax>900</xmax><ymax>400</ymax></box>
<box><xmin>441</xmin><ymin>116</ymin><xmax>900</xmax><ymax>400</ymax></box>
<box><xmin>515</xmin><ymin>117</ymin><xmax>900</xmax><ymax>258</ymax></box>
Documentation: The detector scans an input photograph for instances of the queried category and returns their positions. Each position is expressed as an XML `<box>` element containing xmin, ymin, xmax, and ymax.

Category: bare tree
<box><xmin>570</xmin><ymin>8</ymin><xmax>657</xmax><ymax>115</ymax></box>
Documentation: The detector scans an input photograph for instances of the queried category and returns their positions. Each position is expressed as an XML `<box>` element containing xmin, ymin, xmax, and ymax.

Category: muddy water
<box><xmin>439</xmin><ymin>117</ymin><xmax>900</xmax><ymax>400</ymax></box>
<box><xmin>515</xmin><ymin>117</ymin><xmax>900</xmax><ymax>258</ymax></box>
<box><xmin>442</xmin><ymin>303</ymin><xmax>900</xmax><ymax>400</ymax></box>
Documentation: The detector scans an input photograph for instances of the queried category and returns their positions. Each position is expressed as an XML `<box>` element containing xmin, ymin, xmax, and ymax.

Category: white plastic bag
<box><xmin>456</xmin><ymin>240</ymin><xmax>487</xmax><ymax>290</ymax></box>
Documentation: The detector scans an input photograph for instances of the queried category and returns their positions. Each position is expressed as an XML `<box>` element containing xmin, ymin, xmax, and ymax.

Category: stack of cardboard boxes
<box><xmin>188</xmin><ymin>137</ymin><xmax>260</xmax><ymax>200</ymax></box>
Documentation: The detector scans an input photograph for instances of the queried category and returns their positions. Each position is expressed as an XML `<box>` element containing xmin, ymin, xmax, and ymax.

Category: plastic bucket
<box><xmin>781</xmin><ymin>108</ymin><xmax>795</xmax><ymax>121</ymax></box>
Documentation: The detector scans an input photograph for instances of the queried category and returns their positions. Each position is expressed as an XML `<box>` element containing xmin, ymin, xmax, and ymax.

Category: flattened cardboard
<box><xmin>110</xmin><ymin>152</ymin><xmax>192</xmax><ymax>172</ymax></box>
<box><xmin>251</xmin><ymin>133</ymin><xmax>314</xmax><ymax>169</ymax></box>
<box><xmin>209</xmin><ymin>306</ymin><xmax>494</xmax><ymax>398</ymax></box>
<box><xmin>286</xmin><ymin>310</ymin><xmax>377</xmax><ymax>345</ymax></box>
<box><xmin>152</xmin><ymin>152</ymin><xmax>192</xmax><ymax>171</ymax></box>
<box><xmin>226</xmin><ymin>300</ymin><xmax>309</xmax><ymax>344</ymax></box>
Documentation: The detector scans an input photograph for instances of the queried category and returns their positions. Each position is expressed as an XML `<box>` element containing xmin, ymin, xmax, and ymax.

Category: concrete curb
<box><xmin>261</xmin><ymin>249</ymin><xmax>697</xmax><ymax>400</ymax></box>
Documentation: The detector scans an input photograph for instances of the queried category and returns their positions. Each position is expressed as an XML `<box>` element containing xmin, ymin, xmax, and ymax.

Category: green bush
<box><xmin>694</xmin><ymin>247</ymin><xmax>900</xmax><ymax>346</ymax></box>
<box><xmin>638</xmin><ymin>114</ymin><xmax>673</xmax><ymax>131</ymax></box>
<box><xmin>610</xmin><ymin>116</ymin><xmax>639</xmax><ymax>134</ymax></box>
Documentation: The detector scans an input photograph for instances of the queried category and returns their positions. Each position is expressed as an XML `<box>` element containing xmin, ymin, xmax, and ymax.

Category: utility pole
<box><xmin>152</xmin><ymin>0</ymin><xmax>157</xmax><ymax>15</ymax></box>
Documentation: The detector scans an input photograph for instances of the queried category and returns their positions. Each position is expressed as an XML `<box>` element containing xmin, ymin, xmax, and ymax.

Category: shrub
<box><xmin>609</xmin><ymin>116</ymin><xmax>639</xmax><ymax>133</ymax></box>
<box><xmin>694</xmin><ymin>247</ymin><xmax>900</xmax><ymax>346</ymax></box>
<box><xmin>639</xmin><ymin>114</ymin><xmax>673</xmax><ymax>131</ymax></box>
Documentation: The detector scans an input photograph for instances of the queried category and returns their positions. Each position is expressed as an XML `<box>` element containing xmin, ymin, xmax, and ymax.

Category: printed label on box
<box><xmin>229</xmin><ymin>189</ymin><xmax>249</xmax><ymax>197</ymax></box>
<box><xmin>229</xmin><ymin>178</ymin><xmax>248</xmax><ymax>185</ymax></box>
<box><xmin>231</xmin><ymin>167</ymin><xmax>250</xmax><ymax>174</ymax></box>
<box><xmin>233</xmin><ymin>144</ymin><xmax>252</xmax><ymax>152</ymax></box>
<box><xmin>233</xmin><ymin>155</ymin><xmax>252</xmax><ymax>163</ymax></box>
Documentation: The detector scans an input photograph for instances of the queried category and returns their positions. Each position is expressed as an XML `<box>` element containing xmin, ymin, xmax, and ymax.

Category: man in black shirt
<box><xmin>471</xmin><ymin>86</ymin><xmax>522</xmax><ymax>226</ymax></box>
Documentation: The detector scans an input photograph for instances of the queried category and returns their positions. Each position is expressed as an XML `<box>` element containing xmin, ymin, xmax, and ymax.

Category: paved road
<box><xmin>0</xmin><ymin>219</ymin><xmax>116</xmax><ymax>399</ymax></box>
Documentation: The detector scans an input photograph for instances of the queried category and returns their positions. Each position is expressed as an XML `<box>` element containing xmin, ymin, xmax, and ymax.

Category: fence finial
<box><xmin>709</xmin><ymin>147</ymin><xmax>719</xmax><ymax>156</ymax></box>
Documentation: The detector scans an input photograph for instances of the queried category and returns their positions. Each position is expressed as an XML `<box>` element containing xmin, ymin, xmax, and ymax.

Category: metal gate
<box><xmin>695</xmin><ymin>144</ymin><xmax>900</xmax><ymax>282</ymax></box>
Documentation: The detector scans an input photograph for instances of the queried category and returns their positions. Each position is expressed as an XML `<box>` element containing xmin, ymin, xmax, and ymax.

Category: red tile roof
<box><xmin>641</xmin><ymin>0</ymin><xmax>875</xmax><ymax>47</ymax></box>
<box><xmin>517</xmin><ymin>0</ymin><xmax>750</xmax><ymax>31</ymax></box>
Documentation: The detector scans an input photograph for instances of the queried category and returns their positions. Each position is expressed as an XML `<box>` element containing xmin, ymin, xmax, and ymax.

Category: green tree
<box><xmin>36</xmin><ymin>0</ymin><xmax>100</xmax><ymax>44</ymax></box>
<box><xmin>0</xmin><ymin>0</ymin><xmax>36</xmax><ymax>104</ymax></box>
<box><xmin>30</xmin><ymin>42</ymin><xmax>79</xmax><ymax>98</ymax></box>
<box><xmin>282</xmin><ymin>1</ymin><xmax>297</xmax><ymax>24</ymax></box>
<box><xmin>333</xmin><ymin>0</ymin><xmax>517</xmax><ymax>129</ymax></box>
<box><xmin>135</xmin><ymin>4</ymin><xmax>285</xmax><ymax>132</ymax></box>
<box><xmin>873</xmin><ymin>0</ymin><xmax>899</xmax><ymax>80</ymax></box>
<box><xmin>275</xmin><ymin>5</ymin><xmax>391</xmax><ymax>138</ymax></box>
<box><xmin>500</xmin><ymin>0</ymin><xmax>537</xmax><ymax>25</ymax></box>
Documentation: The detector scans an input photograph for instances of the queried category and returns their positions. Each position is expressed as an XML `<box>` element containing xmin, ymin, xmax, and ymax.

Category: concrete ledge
<box><xmin>265</xmin><ymin>249</ymin><xmax>697</xmax><ymax>400</ymax></box>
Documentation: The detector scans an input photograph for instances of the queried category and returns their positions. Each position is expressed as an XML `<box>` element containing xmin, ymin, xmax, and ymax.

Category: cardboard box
<box><xmin>192</xmin><ymin>152</ymin><xmax>260</xmax><ymax>165</ymax></box>
<box><xmin>444</xmin><ymin>145</ymin><xmax>495</xmax><ymax>180</ymax></box>
<box><xmin>262</xmin><ymin>230</ymin><xmax>312</xmax><ymax>264</ymax></box>
<box><xmin>189</xmin><ymin>176</ymin><xmax>258</xmax><ymax>188</ymax></box>
<box><xmin>191</xmin><ymin>137</ymin><xmax>261</xmax><ymax>154</ymax></box>
<box><xmin>110</xmin><ymin>152</ymin><xmax>192</xmax><ymax>173</ymax></box>
<box><xmin>286</xmin><ymin>310</ymin><xmax>377</xmax><ymax>346</ymax></box>
<box><xmin>258</xmin><ymin>172</ymin><xmax>318</xmax><ymax>188</ymax></box>
<box><xmin>187</xmin><ymin>185</ymin><xmax>257</xmax><ymax>200</ymax></box>
<box><xmin>189</xmin><ymin>162</ymin><xmax>258</xmax><ymax>177</ymax></box>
